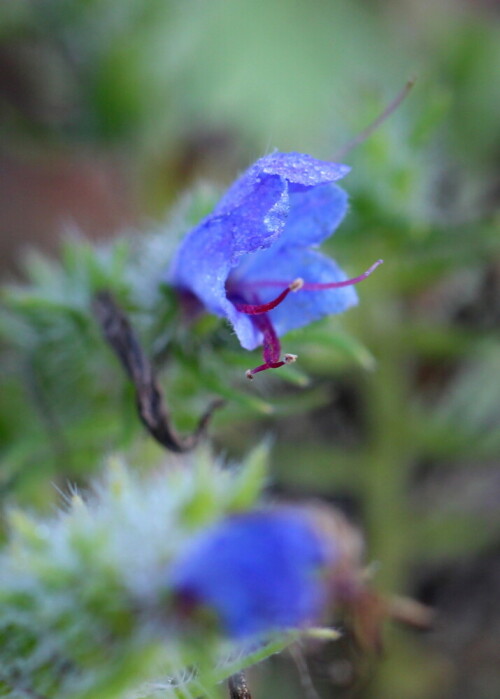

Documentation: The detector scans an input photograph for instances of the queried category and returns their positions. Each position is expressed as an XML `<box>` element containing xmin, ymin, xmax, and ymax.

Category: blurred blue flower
<box><xmin>170</xmin><ymin>151</ymin><xmax>381</xmax><ymax>376</ymax></box>
<box><xmin>169</xmin><ymin>510</ymin><xmax>335</xmax><ymax>639</ymax></box>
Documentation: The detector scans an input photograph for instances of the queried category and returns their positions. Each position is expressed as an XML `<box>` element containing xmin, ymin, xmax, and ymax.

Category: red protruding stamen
<box><xmin>300</xmin><ymin>259</ymin><xmax>383</xmax><ymax>290</ymax></box>
<box><xmin>238</xmin><ymin>260</ymin><xmax>383</xmax><ymax>291</ymax></box>
<box><xmin>246</xmin><ymin>361</ymin><xmax>285</xmax><ymax>379</ymax></box>
<box><xmin>245</xmin><ymin>312</ymin><xmax>297</xmax><ymax>379</ymax></box>
<box><xmin>233</xmin><ymin>278</ymin><xmax>303</xmax><ymax>315</ymax></box>
<box><xmin>254</xmin><ymin>312</ymin><xmax>281</xmax><ymax>364</ymax></box>
<box><xmin>237</xmin><ymin>261</ymin><xmax>383</xmax><ymax>380</ymax></box>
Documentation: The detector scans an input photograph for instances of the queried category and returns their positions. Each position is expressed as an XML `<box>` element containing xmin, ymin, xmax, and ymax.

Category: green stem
<box><xmin>360</xmin><ymin>282</ymin><xmax>418</xmax><ymax>696</ymax></box>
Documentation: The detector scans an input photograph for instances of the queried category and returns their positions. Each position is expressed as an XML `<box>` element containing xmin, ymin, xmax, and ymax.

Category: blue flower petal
<box><xmin>215</xmin><ymin>152</ymin><xmax>349</xmax><ymax>216</ymax></box>
<box><xmin>277</xmin><ymin>183</ymin><xmax>348</xmax><ymax>249</ymax></box>
<box><xmin>170</xmin><ymin>152</ymin><xmax>355</xmax><ymax>351</ymax></box>
<box><xmin>169</xmin><ymin>510</ymin><xmax>333</xmax><ymax>639</ymax></box>
<box><xmin>170</xmin><ymin>174</ymin><xmax>289</xmax><ymax>348</ymax></box>
<box><xmin>250</xmin><ymin>151</ymin><xmax>349</xmax><ymax>187</ymax></box>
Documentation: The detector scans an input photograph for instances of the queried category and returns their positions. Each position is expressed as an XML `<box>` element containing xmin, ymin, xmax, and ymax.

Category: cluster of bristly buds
<box><xmin>170</xmin><ymin>152</ymin><xmax>382</xmax><ymax>378</ymax></box>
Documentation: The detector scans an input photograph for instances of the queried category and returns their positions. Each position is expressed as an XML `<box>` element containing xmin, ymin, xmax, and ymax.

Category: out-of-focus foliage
<box><xmin>0</xmin><ymin>447</ymin><xmax>305</xmax><ymax>699</ymax></box>
<box><xmin>1</xmin><ymin>0</ymin><xmax>500</xmax><ymax>698</ymax></box>
<box><xmin>2</xmin><ymin>0</ymin><xmax>499</xmax><ymax>200</ymax></box>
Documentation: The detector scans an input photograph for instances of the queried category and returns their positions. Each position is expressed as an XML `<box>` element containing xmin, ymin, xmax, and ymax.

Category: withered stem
<box><xmin>93</xmin><ymin>290</ymin><xmax>223</xmax><ymax>453</ymax></box>
<box><xmin>228</xmin><ymin>671</ymin><xmax>252</xmax><ymax>699</ymax></box>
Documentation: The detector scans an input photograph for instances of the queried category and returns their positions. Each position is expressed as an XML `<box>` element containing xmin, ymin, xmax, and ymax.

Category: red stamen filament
<box><xmin>239</xmin><ymin>259</ymin><xmax>383</xmax><ymax>291</ymax></box>
<box><xmin>233</xmin><ymin>278</ymin><xmax>303</xmax><ymax>315</ymax></box>
<box><xmin>254</xmin><ymin>313</ymin><xmax>281</xmax><ymax>364</ymax></box>
<box><xmin>237</xmin><ymin>260</ymin><xmax>383</xmax><ymax>379</ymax></box>
<box><xmin>301</xmin><ymin>258</ymin><xmax>383</xmax><ymax>290</ymax></box>
<box><xmin>245</xmin><ymin>312</ymin><xmax>297</xmax><ymax>379</ymax></box>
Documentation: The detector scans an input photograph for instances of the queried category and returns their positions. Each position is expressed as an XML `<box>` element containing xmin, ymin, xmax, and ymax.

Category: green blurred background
<box><xmin>1</xmin><ymin>0</ymin><xmax>500</xmax><ymax>698</ymax></box>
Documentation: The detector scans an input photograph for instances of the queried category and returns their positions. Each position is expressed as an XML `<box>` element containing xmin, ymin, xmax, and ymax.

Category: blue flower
<box><xmin>169</xmin><ymin>510</ymin><xmax>335</xmax><ymax>639</ymax></box>
<box><xmin>170</xmin><ymin>152</ymin><xmax>381</xmax><ymax>377</ymax></box>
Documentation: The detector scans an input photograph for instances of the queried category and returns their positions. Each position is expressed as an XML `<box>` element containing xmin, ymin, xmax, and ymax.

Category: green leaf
<box><xmin>227</xmin><ymin>439</ymin><xmax>271</xmax><ymax>511</ymax></box>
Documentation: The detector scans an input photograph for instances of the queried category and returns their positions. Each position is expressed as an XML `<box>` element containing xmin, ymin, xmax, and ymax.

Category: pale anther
<box><xmin>289</xmin><ymin>278</ymin><xmax>304</xmax><ymax>292</ymax></box>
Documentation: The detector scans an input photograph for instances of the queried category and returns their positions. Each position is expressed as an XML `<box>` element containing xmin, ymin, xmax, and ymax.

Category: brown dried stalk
<box><xmin>93</xmin><ymin>290</ymin><xmax>223</xmax><ymax>453</ymax></box>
